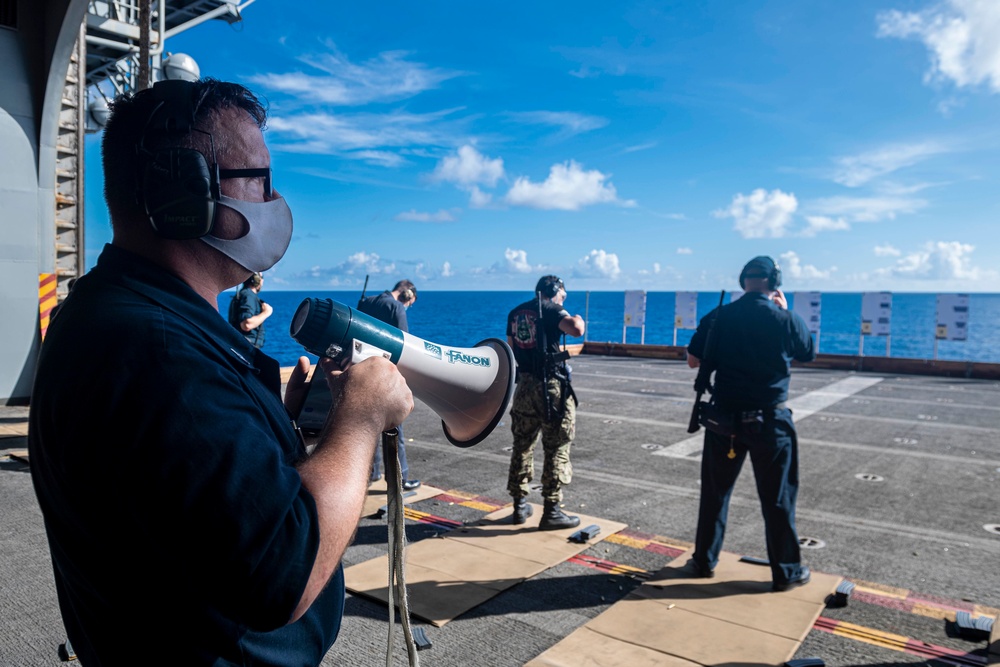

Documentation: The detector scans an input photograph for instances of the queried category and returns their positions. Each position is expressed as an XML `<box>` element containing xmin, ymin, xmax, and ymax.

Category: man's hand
<box><xmin>321</xmin><ymin>356</ymin><xmax>413</xmax><ymax>435</ymax></box>
<box><xmin>772</xmin><ymin>289</ymin><xmax>788</xmax><ymax>310</ymax></box>
<box><xmin>283</xmin><ymin>356</ymin><xmax>312</xmax><ymax>418</ymax></box>
<box><xmin>291</xmin><ymin>355</ymin><xmax>413</xmax><ymax>624</ymax></box>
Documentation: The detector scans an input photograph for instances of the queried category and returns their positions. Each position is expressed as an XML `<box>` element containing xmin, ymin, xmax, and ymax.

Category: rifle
<box><xmin>687</xmin><ymin>290</ymin><xmax>726</xmax><ymax>433</ymax></box>
<box><xmin>537</xmin><ymin>292</ymin><xmax>573</xmax><ymax>423</ymax></box>
<box><xmin>537</xmin><ymin>292</ymin><xmax>556</xmax><ymax>422</ymax></box>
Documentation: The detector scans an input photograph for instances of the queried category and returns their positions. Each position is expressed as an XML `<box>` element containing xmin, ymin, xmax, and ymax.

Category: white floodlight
<box><xmin>162</xmin><ymin>53</ymin><xmax>201</xmax><ymax>82</ymax></box>
<box><xmin>87</xmin><ymin>96</ymin><xmax>111</xmax><ymax>132</ymax></box>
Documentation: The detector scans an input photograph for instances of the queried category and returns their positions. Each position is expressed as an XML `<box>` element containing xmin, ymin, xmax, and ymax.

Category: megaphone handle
<box><xmin>381</xmin><ymin>428</ymin><xmax>420</xmax><ymax>666</ymax></box>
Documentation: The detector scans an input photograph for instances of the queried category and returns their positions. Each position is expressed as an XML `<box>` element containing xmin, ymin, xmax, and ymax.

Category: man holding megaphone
<box><xmin>29</xmin><ymin>78</ymin><xmax>414</xmax><ymax>666</ymax></box>
<box><xmin>506</xmin><ymin>275</ymin><xmax>586</xmax><ymax>530</ymax></box>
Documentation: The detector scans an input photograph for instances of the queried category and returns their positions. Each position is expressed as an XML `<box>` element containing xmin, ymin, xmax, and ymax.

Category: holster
<box><xmin>698</xmin><ymin>402</ymin><xmax>736</xmax><ymax>437</ymax></box>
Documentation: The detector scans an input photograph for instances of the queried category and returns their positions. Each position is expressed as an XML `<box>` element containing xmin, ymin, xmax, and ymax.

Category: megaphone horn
<box><xmin>290</xmin><ymin>298</ymin><xmax>515</xmax><ymax>448</ymax></box>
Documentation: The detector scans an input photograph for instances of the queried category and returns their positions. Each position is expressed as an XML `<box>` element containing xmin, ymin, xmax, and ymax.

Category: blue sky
<box><xmin>84</xmin><ymin>0</ymin><xmax>1000</xmax><ymax>292</ymax></box>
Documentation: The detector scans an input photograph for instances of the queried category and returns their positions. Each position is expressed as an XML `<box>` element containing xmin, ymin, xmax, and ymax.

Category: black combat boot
<box><xmin>538</xmin><ymin>500</ymin><xmax>580</xmax><ymax>531</ymax></box>
<box><xmin>511</xmin><ymin>497</ymin><xmax>533</xmax><ymax>525</ymax></box>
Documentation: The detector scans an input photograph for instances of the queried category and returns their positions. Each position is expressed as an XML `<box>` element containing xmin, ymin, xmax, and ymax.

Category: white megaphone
<box><xmin>290</xmin><ymin>298</ymin><xmax>515</xmax><ymax>448</ymax></box>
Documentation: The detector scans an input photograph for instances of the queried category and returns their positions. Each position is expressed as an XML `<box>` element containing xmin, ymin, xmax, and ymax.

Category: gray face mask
<box><xmin>200</xmin><ymin>194</ymin><xmax>293</xmax><ymax>273</ymax></box>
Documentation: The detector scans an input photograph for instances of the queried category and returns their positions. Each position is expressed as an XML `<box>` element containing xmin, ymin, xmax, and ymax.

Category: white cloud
<box><xmin>505</xmin><ymin>161</ymin><xmax>630</xmax><ymax>211</ymax></box>
<box><xmin>504</xmin><ymin>248</ymin><xmax>535</xmax><ymax>274</ymax></box>
<box><xmin>621</xmin><ymin>142</ymin><xmax>658</xmax><ymax>154</ymax></box>
<box><xmin>779</xmin><ymin>251</ymin><xmax>836</xmax><ymax>280</ymax></box>
<box><xmin>342</xmin><ymin>251</ymin><xmax>394</xmax><ymax>275</ymax></box>
<box><xmin>353</xmin><ymin>150</ymin><xmax>406</xmax><ymax>167</ymax></box>
<box><xmin>676</xmin><ymin>247</ymin><xmax>693</xmax><ymax>255</ymax></box>
<box><xmin>802</xmin><ymin>216</ymin><xmax>851</xmax><ymax>237</ymax></box>
<box><xmin>267</xmin><ymin>108</ymin><xmax>461</xmax><ymax>156</ymax></box>
<box><xmin>831</xmin><ymin>141</ymin><xmax>950</xmax><ymax>187</ymax></box>
<box><xmin>874</xmin><ymin>244</ymin><xmax>902</xmax><ymax>257</ymax></box>
<box><xmin>468</xmin><ymin>186</ymin><xmax>493</xmax><ymax>208</ymax></box>
<box><xmin>875</xmin><ymin>240</ymin><xmax>994</xmax><ymax>280</ymax></box>
<box><xmin>715</xmin><ymin>188</ymin><xmax>798</xmax><ymax>238</ymax></box>
<box><xmin>877</xmin><ymin>1</ymin><xmax>1000</xmax><ymax>93</ymax></box>
<box><xmin>250</xmin><ymin>45</ymin><xmax>462</xmax><ymax>106</ymax></box>
<box><xmin>432</xmin><ymin>145</ymin><xmax>505</xmax><ymax>187</ymax></box>
<box><xmin>507</xmin><ymin>111</ymin><xmax>609</xmax><ymax>137</ymax></box>
<box><xmin>575</xmin><ymin>249</ymin><xmax>622</xmax><ymax>280</ymax></box>
<box><xmin>441</xmin><ymin>261</ymin><xmax>454</xmax><ymax>278</ymax></box>
<box><xmin>638</xmin><ymin>262</ymin><xmax>663</xmax><ymax>276</ymax></box>
<box><xmin>301</xmin><ymin>251</ymin><xmax>397</xmax><ymax>284</ymax></box>
<box><xmin>394</xmin><ymin>209</ymin><xmax>457</xmax><ymax>222</ymax></box>
<box><xmin>809</xmin><ymin>195</ymin><xmax>927</xmax><ymax>223</ymax></box>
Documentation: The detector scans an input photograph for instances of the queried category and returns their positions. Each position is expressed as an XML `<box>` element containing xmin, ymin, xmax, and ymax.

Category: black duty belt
<box><xmin>718</xmin><ymin>402</ymin><xmax>787</xmax><ymax>413</ymax></box>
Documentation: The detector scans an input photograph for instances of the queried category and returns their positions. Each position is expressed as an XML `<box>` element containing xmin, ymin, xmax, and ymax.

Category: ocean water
<box><xmin>219</xmin><ymin>290</ymin><xmax>1000</xmax><ymax>368</ymax></box>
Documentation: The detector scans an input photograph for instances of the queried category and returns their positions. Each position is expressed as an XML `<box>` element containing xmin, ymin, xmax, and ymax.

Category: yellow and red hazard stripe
<box><xmin>38</xmin><ymin>273</ymin><xmax>57</xmax><ymax>340</ymax></box>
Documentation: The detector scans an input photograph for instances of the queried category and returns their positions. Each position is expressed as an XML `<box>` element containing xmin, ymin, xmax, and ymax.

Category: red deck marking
<box><xmin>813</xmin><ymin>616</ymin><xmax>987</xmax><ymax>666</ymax></box>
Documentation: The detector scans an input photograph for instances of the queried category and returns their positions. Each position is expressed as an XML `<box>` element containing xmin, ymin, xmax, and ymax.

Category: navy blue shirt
<box><xmin>357</xmin><ymin>290</ymin><xmax>408</xmax><ymax>332</ymax></box>
<box><xmin>29</xmin><ymin>244</ymin><xmax>344</xmax><ymax>666</ymax></box>
<box><xmin>228</xmin><ymin>286</ymin><xmax>267</xmax><ymax>348</ymax></box>
<box><xmin>688</xmin><ymin>292</ymin><xmax>815</xmax><ymax>409</ymax></box>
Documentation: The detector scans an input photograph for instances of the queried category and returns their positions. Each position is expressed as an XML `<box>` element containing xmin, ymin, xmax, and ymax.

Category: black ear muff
<box><xmin>739</xmin><ymin>257</ymin><xmax>781</xmax><ymax>291</ymax></box>
<box><xmin>546</xmin><ymin>278</ymin><xmax>564</xmax><ymax>298</ymax></box>
<box><xmin>143</xmin><ymin>148</ymin><xmax>217</xmax><ymax>239</ymax></box>
<box><xmin>137</xmin><ymin>80</ymin><xmax>219</xmax><ymax>240</ymax></box>
<box><xmin>770</xmin><ymin>264</ymin><xmax>782</xmax><ymax>291</ymax></box>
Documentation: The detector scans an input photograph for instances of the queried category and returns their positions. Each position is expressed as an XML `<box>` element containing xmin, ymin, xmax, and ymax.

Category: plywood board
<box><xmin>526</xmin><ymin>626</ymin><xmax>700</xmax><ymax>667</ymax></box>
<box><xmin>6</xmin><ymin>449</ymin><xmax>29</xmax><ymax>463</ymax></box>
<box><xmin>0</xmin><ymin>422</ymin><xmax>28</xmax><ymax>437</ymax></box>
<box><xmin>361</xmin><ymin>479</ymin><xmax>443</xmax><ymax>518</ymax></box>
<box><xmin>526</xmin><ymin>548</ymin><xmax>842</xmax><ymax>666</ymax></box>
<box><xmin>345</xmin><ymin>505</ymin><xmax>627</xmax><ymax>626</ymax></box>
<box><xmin>586</xmin><ymin>600</ymin><xmax>800</xmax><ymax>665</ymax></box>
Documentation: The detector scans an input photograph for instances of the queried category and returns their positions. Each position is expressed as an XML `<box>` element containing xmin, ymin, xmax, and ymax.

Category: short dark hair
<box><xmin>101</xmin><ymin>78</ymin><xmax>268</xmax><ymax>227</ymax></box>
<box><xmin>535</xmin><ymin>275</ymin><xmax>565</xmax><ymax>299</ymax></box>
<box><xmin>393</xmin><ymin>279</ymin><xmax>417</xmax><ymax>303</ymax></box>
<box><xmin>243</xmin><ymin>273</ymin><xmax>263</xmax><ymax>289</ymax></box>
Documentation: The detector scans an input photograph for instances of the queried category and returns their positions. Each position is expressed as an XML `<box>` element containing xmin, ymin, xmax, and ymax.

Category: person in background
<box><xmin>357</xmin><ymin>279</ymin><xmax>421</xmax><ymax>491</ymax></box>
<box><xmin>28</xmin><ymin>78</ymin><xmax>412</xmax><ymax>666</ymax></box>
<box><xmin>686</xmin><ymin>255</ymin><xmax>815</xmax><ymax>591</ymax></box>
<box><xmin>506</xmin><ymin>275</ymin><xmax>586</xmax><ymax>530</ymax></box>
<box><xmin>228</xmin><ymin>271</ymin><xmax>272</xmax><ymax>348</ymax></box>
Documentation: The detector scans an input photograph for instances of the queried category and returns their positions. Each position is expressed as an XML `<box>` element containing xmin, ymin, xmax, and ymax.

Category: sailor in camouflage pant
<box><xmin>506</xmin><ymin>275</ymin><xmax>585</xmax><ymax>529</ymax></box>
<box><xmin>506</xmin><ymin>374</ymin><xmax>576</xmax><ymax>503</ymax></box>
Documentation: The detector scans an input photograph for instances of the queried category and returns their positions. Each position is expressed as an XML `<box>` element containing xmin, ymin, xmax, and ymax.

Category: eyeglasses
<box><xmin>218</xmin><ymin>167</ymin><xmax>272</xmax><ymax>199</ymax></box>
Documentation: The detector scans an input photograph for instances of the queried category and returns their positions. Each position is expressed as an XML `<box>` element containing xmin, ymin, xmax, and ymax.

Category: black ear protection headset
<box><xmin>739</xmin><ymin>256</ymin><xmax>782</xmax><ymax>291</ymax></box>
<box><xmin>536</xmin><ymin>275</ymin><xmax>565</xmax><ymax>299</ymax></box>
<box><xmin>136</xmin><ymin>80</ymin><xmax>275</xmax><ymax>240</ymax></box>
<box><xmin>136</xmin><ymin>80</ymin><xmax>221</xmax><ymax>240</ymax></box>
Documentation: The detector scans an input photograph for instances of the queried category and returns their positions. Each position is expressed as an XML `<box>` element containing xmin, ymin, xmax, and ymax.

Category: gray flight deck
<box><xmin>2</xmin><ymin>355</ymin><xmax>998</xmax><ymax>666</ymax></box>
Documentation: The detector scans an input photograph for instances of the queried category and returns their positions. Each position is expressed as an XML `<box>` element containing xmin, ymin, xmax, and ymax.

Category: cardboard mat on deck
<box><xmin>527</xmin><ymin>548</ymin><xmax>842</xmax><ymax>667</ymax></box>
<box><xmin>345</xmin><ymin>503</ymin><xmax>627</xmax><ymax>626</ymax></box>
<box><xmin>0</xmin><ymin>422</ymin><xmax>28</xmax><ymax>438</ymax></box>
<box><xmin>361</xmin><ymin>478</ymin><xmax>443</xmax><ymax>518</ymax></box>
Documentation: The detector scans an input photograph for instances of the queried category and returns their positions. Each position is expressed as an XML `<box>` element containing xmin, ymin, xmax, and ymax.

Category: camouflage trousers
<box><xmin>506</xmin><ymin>374</ymin><xmax>576</xmax><ymax>503</ymax></box>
